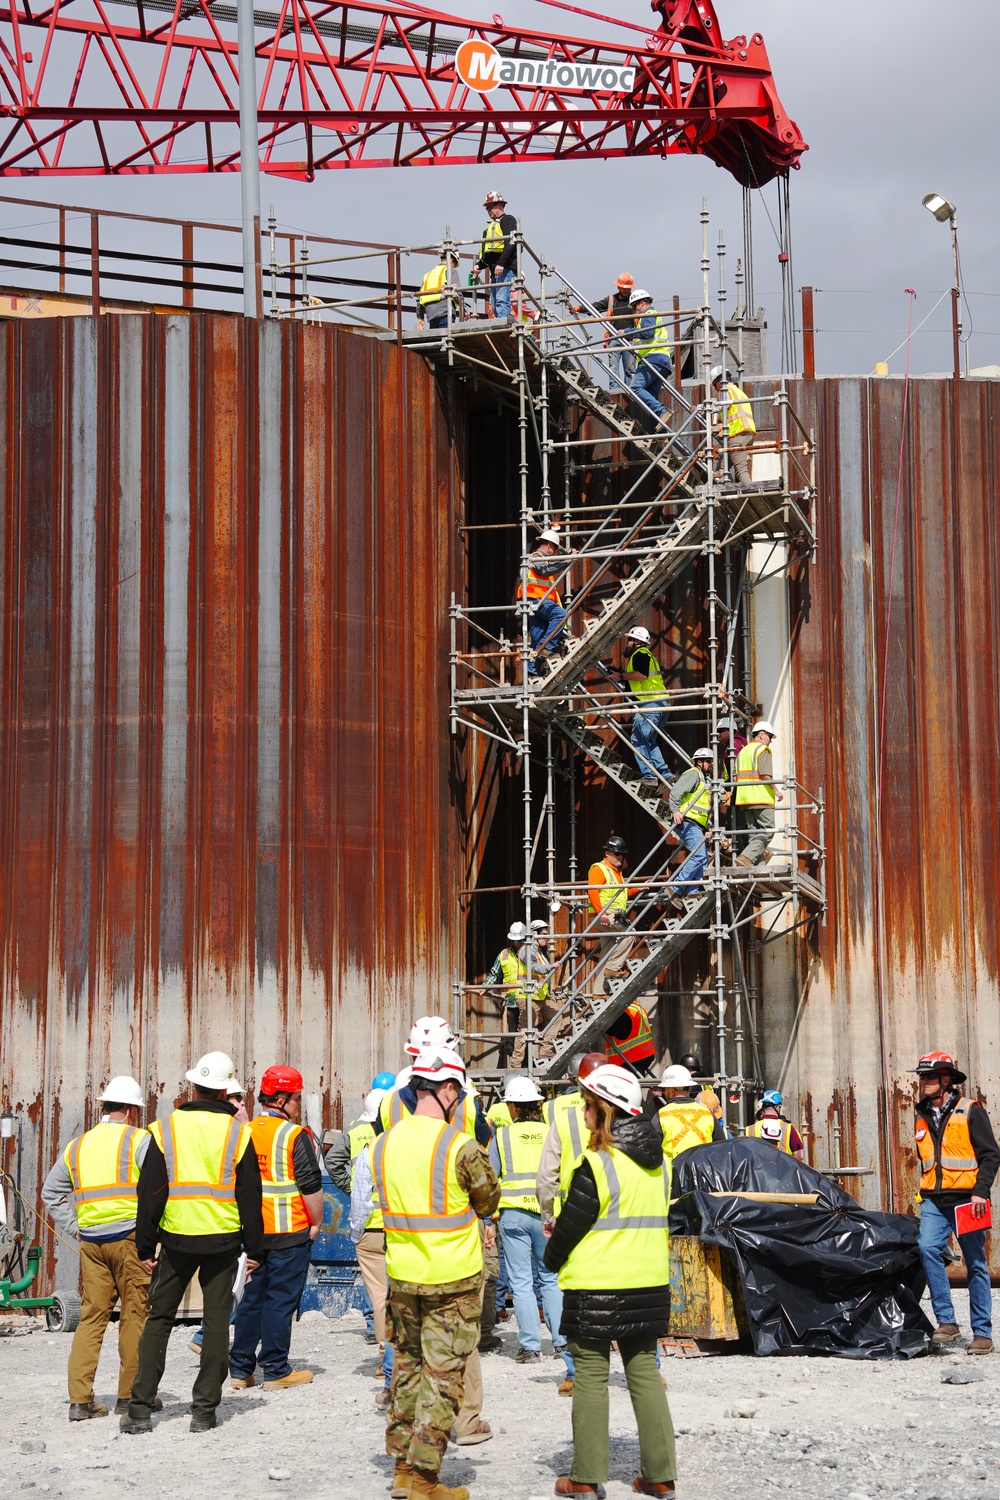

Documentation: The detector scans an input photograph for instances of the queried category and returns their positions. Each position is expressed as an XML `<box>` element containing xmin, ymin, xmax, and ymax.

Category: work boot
<box><xmin>479</xmin><ymin>1335</ymin><xmax>503</xmax><ymax>1354</ymax></box>
<box><xmin>114</xmin><ymin>1397</ymin><xmax>161</xmax><ymax>1415</ymax></box>
<box><xmin>391</xmin><ymin>1462</ymin><xmax>414</xmax><ymax>1499</ymax></box>
<box><xmin>735</xmin><ymin>854</ymin><xmax>754</xmax><ymax>868</ymax></box>
<box><xmin>554</xmin><ymin>1481</ymin><xmax>606</xmax><ymax>1497</ymax></box>
<box><xmin>69</xmin><ymin>1400</ymin><xmax>108</xmax><ymax>1421</ymax></box>
<box><xmin>967</xmin><ymin>1336</ymin><xmax>994</xmax><ymax>1355</ymax></box>
<box><xmin>364</xmin><ymin>1330</ymin><xmax>378</xmax><ymax>1345</ymax></box>
<box><xmin>119</xmin><ymin>1414</ymin><xmax>152</xmax><ymax>1435</ymax></box>
<box><xmin>262</xmin><ymin>1369</ymin><xmax>314</xmax><ymax>1389</ymax></box>
<box><xmin>190</xmin><ymin>1413</ymin><xmax>217</xmax><ymax>1433</ymax></box>
<box><xmin>931</xmin><ymin>1322</ymin><xmax>963</xmax><ymax>1345</ymax></box>
<box><xmin>375</xmin><ymin>1386</ymin><xmax>392</xmax><ymax>1409</ymax></box>
<box><xmin>230</xmin><ymin>1375</ymin><xmax>255</xmax><ymax>1390</ymax></box>
<box><xmin>409</xmin><ymin>1470</ymin><xmax>470</xmax><ymax>1500</ymax></box>
<box><xmin>633</xmin><ymin>1482</ymin><xmax>676</xmax><ymax>1496</ymax></box>
<box><xmin>557</xmin><ymin>1377</ymin><xmax>574</xmax><ymax>1396</ymax></box>
<box><xmin>516</xmin><ymin>1347</ymin><xmax>541</xmax><ymax>1363</ymax></box>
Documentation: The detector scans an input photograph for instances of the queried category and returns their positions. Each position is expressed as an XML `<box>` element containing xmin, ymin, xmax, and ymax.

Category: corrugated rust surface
<box><xmin>0</xmin><ymin>313</ymin><xmax>463</xmax><ymax>1278</ymax></box>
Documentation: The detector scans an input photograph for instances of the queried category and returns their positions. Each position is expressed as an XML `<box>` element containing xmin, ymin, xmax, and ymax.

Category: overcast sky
<box><xmin>4</xmin><ymin>0</ymin><xmax>998</xmax><ymax>375</ymax></box>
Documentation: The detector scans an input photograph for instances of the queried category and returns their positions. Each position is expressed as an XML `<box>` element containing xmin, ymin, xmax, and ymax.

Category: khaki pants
<box><xmin>67</xmin><ymin>1233</ymin><xmax>150</xmax><ymax>1403</ymax></box>
<box><xmin>725</xmin><ymin>432</ymin><xmax>754</xmax><ymax>485</ymax></box>
<box><xmin>453</xmin><ymin>1222</ymin><xmax>487</xmax><ymax>1438</ymax></box>
<box><xmin>355</xmin><ymin>1229</ymin><xmax>388</xmax><ymax>1345</ymax></box>
<box><xmin>507</xmin><ymin>1001</ymin><xmax>560</xmax><ymax>1068</ymax></box>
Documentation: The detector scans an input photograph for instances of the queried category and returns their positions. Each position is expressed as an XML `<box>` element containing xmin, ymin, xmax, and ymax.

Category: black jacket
<box><xmin>916</xmin><ymin>1091</ymin><xmax>1000</xmax><ymax>1207</ymax></box>
<box><xmin>544</xmin><ymin>1113</ymin><xmax>671</xmax><ymax>1342</ymax></box>
<box><xmin>477</xmin><ymin>213</ymin><xmax>518</xmax><ymax>273</ymax></box>
<box><xmin>136</xmin><ymin>1100</ymin><xmax>265</xmax><ymax>1262</ymax></box>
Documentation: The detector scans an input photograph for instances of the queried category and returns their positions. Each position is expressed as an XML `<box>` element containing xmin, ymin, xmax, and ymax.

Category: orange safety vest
<box><xmin>251</xmin><ymin>1112</ymin><xmax>311</xmax><ymax>1237</ymax></box>
<box><xmin>916</xmin><ymin>1097</ymin><xmax>979</xmax><ymax>1193</ymax></box>
<box><xmin>517</xmin><ymin>564</ymin><xmax>562</xmax><ymax>605</ymax></box>
<box><xmin>604</xmin><ymin>1004</ymin><xmax>655</xmax><ymax>1065</ymax></box>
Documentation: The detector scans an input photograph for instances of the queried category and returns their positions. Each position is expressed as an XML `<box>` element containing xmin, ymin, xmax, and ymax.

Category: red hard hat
<box><xmin>260</xmin><ymin>1064</ymin><xmax>304</xmax><ymax>1095</ymax></box>
<box><xmin>576</xmin><ymin>1051</ymin><xmax>608</xmax><ymax>1083</ymax></box>
<box><xmin>914</xmin><ymin>1050</ymin><xmax>966</xmax><ymax>1083</ymax></box>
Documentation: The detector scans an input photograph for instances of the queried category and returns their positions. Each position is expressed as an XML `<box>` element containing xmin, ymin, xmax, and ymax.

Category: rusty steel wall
<box><xmin>0</xmin><ymin>313</ymin><xmax>463</xmax><ymax>1270</ymax></box>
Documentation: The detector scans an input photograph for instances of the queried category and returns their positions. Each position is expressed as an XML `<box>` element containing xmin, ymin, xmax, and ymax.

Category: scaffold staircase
<box><xmin>552</xmin><ymin>709</ymin><xmax>673</xmax><ymax>830</ymax></box>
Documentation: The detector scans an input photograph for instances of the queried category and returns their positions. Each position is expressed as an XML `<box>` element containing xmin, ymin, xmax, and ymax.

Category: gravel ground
<box><xmin>3</xmin><ymin>1290</ymin><xmax>999</xmax><ymax>1500</ymax></box>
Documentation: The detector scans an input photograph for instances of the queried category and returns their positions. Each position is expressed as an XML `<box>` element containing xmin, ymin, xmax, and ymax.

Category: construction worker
<box><xmin>543</xmin><ymin>1064</ymin><xmax>676</xmax><ymax>1498</ymax></box>
<box><xmin>746</xmin><ymin>1090</ymin><xmax>804</xmax><ymax>1159</ymax></box>
<box><xmin>603</xmin><ymin>1002</ymin><xmax>656</xmax><ymax>1075</ymax></box>
<box><xmin>348</xmin><ymin>1086</ymin><xmax>397</xmax><ymax>1405</ymax></box>
<box><xmin>229</xmin><ymin>1065</ymin><xmax>323</xmax><ymax>1393</ymax></box>
<box><xmin>325</xmin><ymin>1073</ymin><xmax>395</xmax><ymax>1194</ymax></box>
<box><xmin>485</xmin><ymin>920</ymin><xmax>551</xmax><ymax>1065</ymax></box>
<box><xmin>186</xmin><ymin>1075</ymin><xmax>251</xmax><ymax>1355</ymax></box>
<box><xmin>605</xmin><ymin>626</ymin><xmax>671</xmax><ymax>787</ymax></box>
<box><xmin>587</xmin><ymin>834</ymin><xmax>637</xmax><ymax>992</ymax></box>
<box><xmin>656</xmin><ymin>1065</ymin><xmax>724</xmax><ymax>1157</ymax></box>
<box><xmin>474</xmin><ymin>189</ymin><xmax>518</xmax><ymax>319</ymax></box>
<box><xmin>709</xmin><ymin>365</ymin><xmax>756</xmax><ymax>485</ymax></box>
<box><xmin>716</xmin><ymin>717</ymin><xmax>747</xmax><ymax>785</ymax></box>
<box><xmin>120</xmin><ymin>1051</ymin><xmax>264</xmax><ymax>1436</ymax></box>
<box><xmin>537</xmin><ymin>1051</ymin><xmax>606</xmax><ymax>1225</ymax></box>
<box><xmin>913</xmin><ymin>1051</ymin><xmax>999</xmax><ymax>1354</ymax></box>
<box><xmin>627</xmin><ymin>289</ymin><xmax>673</xmax><ymax>424</ymax></box>
<box><xmin>733</xmin><ymin>719</ymin><xmax>783</xmax><ymax>867</ymax></box>
<box><xmin>584</xmin><ymin>271</ymin><xmax>637</xmax><ymax>384</ymax></box>
<box><xmin>376</xmin><ymin>1019</ymin><xmax>490</xmax><ymax>1146</ymax></box>
<box><xmin>678</xmin><ymin>1052</ymin><xmax>729</xmax><ymax>1137</ymax></box>
<box><xmin>666</xmin><ymin>748</ymin><xmax>725</xmax><ymax>902</ymax></box>
<box><xmin>518</xmin><ymin>528</ymin><xmax>568</xmax><ymax>678</ymax></box>
<box><xmin>371</xmin><ymin>1045</ymin><xmax>500</xmax><ymax>1500</ymax></box>
<box><xmin>40</xmin><ymin>1076</ymin><xmax>152</xmax><ymax>1422</ymax></box>
<box><xmin>417</xmin><ymin>251</ymin><xmax>461</xmax><ymax>330</ymax></box>
<box><xmin>488</xmin><ymin>1076</ymin><xmax>574</xmax><ymax>1389</ymax></box>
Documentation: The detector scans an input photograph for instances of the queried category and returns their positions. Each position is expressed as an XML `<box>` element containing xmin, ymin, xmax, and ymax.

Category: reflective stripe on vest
<box><xmin>747</xmin><ymin>1117</ymin><xmax>794</xmax><ymax>1153</ymax></box>
<box><xmin>371</xmin><ymin>1115</ymin><xmax>481</xmax><ymax>1284</ymax></box>
<box><xmin>151</xmin><ymin>1112</ymin><xmax>250</xmax><ymax>1236</ymax></box>
<box><xmin>548</xmin><ymin>1092</ymin><xmax>585</xmax><ymax>1208</ymax></box>
<box><xmin>916</xmin><ymin>1097</ymin><xmax>979</xmax><ymax>1193</ymax></box>
<box><xmin>348</xmin><ymin>1120</ymin><xmax>375</xmax><ymax>1159</ymax></box>
<box><xmin>734</xmin><ymin>740</ymin><xmax>776</xmax><ymax>806</ymax></box>
<box><xmin>517</xmin><ymin>565</ymin><xmax>562</xmax><ymax>605</ymax></box>
<box><xmin>419</xmin><ymin>263</ymin><xmax>448</xmax><ymax>306</ymax></box>
<box><xmin>252</xmin><ymin>1114</ymin><xmax>309</xmax><ymax>1237</ymax></box>
<box><xmin>64</xmin><ymin>1123</ymin><xmax>146</xmax><ymax>1231</ymax></box>
<box><xmin>593</xmin><ymin>860</ymin><xmax>627</xmax><ymax>913</ymax></box>
<box><xmin>381</xmin><ymin>1086</ymin><xmax>478</xmax><ymax>1139</ymax></box>
<box><xmin>723</xmin><ymin>383</ymin><xmax>756</xmax><ymax>438</ymax></box>
<box><xmin>658</xmin><ymin>1100</ymin><xmax>715</xmax><ymax>1158</ymax></box>
<box><xmin>497</xmin><ymin>1121</ymin><xmax>545</xmax><ymax>1213</ymax></box>
<box><xmin>634</xmin><ymin>313</ymin><xmax>672</xmax><ymax>359</ymax></box>
<box><xmin>626</xmin><ymin>648</ymin><xmax>668</xmax><ymax>705</ymax></box>
<box><xmin>481</xmin><ymin>219</ymin><xmax>505</xmax><ymax>259</ymax></box>
<box><xmin>604</xmin><ymin>1004</ymin><xmax>654</xmax><ymax>1064</ymax></box>
<box><xmin>499</xmin><ymin>947</ymin><xmax>549</xmax><ymax>1005</ymax></box>
<box><xmin>678</xmin><ymin>770</ymin><xmax>711</xmax><ymax>827</ymax></box>
<box><xmin>558</xmin><ymin>1146</ymin><xmax>671</xmax><ymax>1292</ymax></box>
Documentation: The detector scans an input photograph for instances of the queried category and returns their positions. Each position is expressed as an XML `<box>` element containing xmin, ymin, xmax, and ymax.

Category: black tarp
<box><xmin>669</xmin><ymin>1139</ymin><xmax>932</xmax><ymax>1358</ymax></box>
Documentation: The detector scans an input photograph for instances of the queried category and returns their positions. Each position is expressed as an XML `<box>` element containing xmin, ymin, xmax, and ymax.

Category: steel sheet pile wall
<box><xmin>0</xmin><ymin>313</ymin><xmax>462</xmax><ymax>1261</ymax></box>
<box><xmin>779</xmin><ymin>375</ymin><xmax>1000</xmax><ymax>1218</ymax></box>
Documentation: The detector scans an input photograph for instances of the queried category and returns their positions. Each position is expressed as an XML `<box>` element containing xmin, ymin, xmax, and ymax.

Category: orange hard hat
<box><xmin>616</xmin><ymin>272</ymin><xmax>635</xmax><ymax>289</ymax></box>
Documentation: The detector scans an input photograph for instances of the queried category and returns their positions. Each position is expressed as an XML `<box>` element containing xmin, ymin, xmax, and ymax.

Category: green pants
<box><xmin>129</xmin><ymin>1244</ymin><xmax>237</xmax><ymax>1422</ymax></box>
<box><xmin>568</xmin><ymin>1335</ymin><xmax>676</xmax><ymax>1485</ymax></box>
<box><xmin>385</xmin><ymin>1280</ymin><xmax>481</xmax><ymax>1476</ymax></box>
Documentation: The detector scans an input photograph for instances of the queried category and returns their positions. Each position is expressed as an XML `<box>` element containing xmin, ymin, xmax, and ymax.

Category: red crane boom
<box><xmin>0</xmin><ymin>0</ymin><xmax>805</xmax><ymax>180</ymax></box>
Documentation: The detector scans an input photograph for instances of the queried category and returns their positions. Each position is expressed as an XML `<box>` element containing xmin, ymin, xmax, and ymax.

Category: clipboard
<box><xmin>954</xmin><ymin>1200</ymin><xmax>992</xmax><ymax>1236</ymax></box>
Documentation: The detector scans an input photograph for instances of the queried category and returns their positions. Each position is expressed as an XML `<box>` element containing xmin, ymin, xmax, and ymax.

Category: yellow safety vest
<box><xmin>486</xmin><ymin>1101</ymin><xmax>514</xmax><ymax>1130</ymax></box>
<box><xmin>559</xmin><ymin>1146</ymin><xmax>671</xmax><ymax>1292</ymax></box>
<box><xmin>544</xmin><ymin>1091</ymin><xmax>586</xmax><ymax>1205</ymax></box>
<box><xmin>747</xmin><ymin>1116</ymin><xmax>795</xmax><ymax>1153</ymax></box>
<box><xmin>480</xmin><ymin>218</ymin><xmax>506</xmax><ymax>260</ymax></box>
<box><xmin>733</xmin><ymin>740</ymin><xmax>776</xmax><ymax>806</ymax></box>
<box><xmin>677</xmin><ymin>770</ymin><xmax>711</xmax><ymax>827</ymax></box>
<box><xmin>626</xmin><ymin>647</ymin><xmax>668</xmax><ymax>705</ymax></box>
<box><xmin>634</xmin><ymin>313</ymin><xmax>672</xmax><ymax>359</ymax></box>
<box><xmin>658</xmin><ymin>1099</ymin><xmax>716</xmax><ymax>1158</ymax></box>
<box><xmin>721</xmin><ymin>382</ymin><xmax>756</xmax><ymax>438</ymax></box>
<box><xmin>150</xmin><ymin>1111</ymin><xmax>252</xmax><ymax>1238</ymax></box>
<box><xmin>419</xmin><ymin>263</ymin><xmax>449</xmax><ymax>307</ymax></box>
<box><xmin>592</xmin><ymin>860</ymin><xmax>628</xmax><ymax>913</ymax></box>
<box><xmin>496</xmin><ymin>1120</ymin><xmax>545</xmax><ymax>1213</ymax></box>
<box><xmin>498</xmin><ymin>947</ymin><xmax>550</xmax><ymax>1006</ymax></box>
<box><xmin>64</xmin><ymin>1122</ymin><xmax>148</xmax><ymax>1233</ymax></box>
<box><xmin>380</xmin><ymin>1085</ymin><xmax>478</xmax><ymax>1138</ymax></box>
<box><xmin>347</xmin><ymin>1120</ymin><xmax>375</xmax><ymax>1160</ymax></box>
<box><xmin>371</xmin><ymin>1114</ymin><xmax>482</xmax><ymax>1285</ymax></box>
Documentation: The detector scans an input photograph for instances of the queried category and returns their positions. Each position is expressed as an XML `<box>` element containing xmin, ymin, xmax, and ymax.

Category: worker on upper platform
<box><xmin>733</xmin><ymin>719</ymin><xmax>783</xmax><ymax>867</ymax></box>
<box><xmin>710</xmin><ymin>366</ymin><xmax>756</xmax><ymax>486</ymax></box>
<box><xmin>474</xmin><ymin>189</ymin><xmax>518</xmax><ymax>321</ymax></box>
<box><xmin>417</xmin><ymin>250</ymin><xmax>461</xmax><ymax>330</ymax></box>
<box><xmin>746</xmin><ymin>1090</ymin><xmax>804</xmax><ymax>1160</ymax></box>
<box><xmin>605</xmin><ymin>626</ymin><xmax>671</xmax><ymax>788</ymax></box>
<box><xmin>588</xmin><ymin>835</ymin><xmax>638</xmax><ymax>994</ymax></box>
<box><xmin>589</xmin><ymin>271</ymin><xmax>638</xmax><ymax>385</ymax></box>
<box><xmin>627</xmin><ymin>289</ymin><xmax>673</xmax><ymax>425</ymax></box>
<box><xmin>667</xmin><ymin>748</ymin><xmax>726</xmax><ymax>904</ymax></box>
<box><xmin>518</xmin><ymin>528</ymin><xmax>568</xmax><ymax>679</ymax></box>
<box><xmin>487</xmin><ymin>920</ymin><xmax>558</xmax><ymax>1068</ymax></box>
<box><xmin>656</xmin><ymin>1064</ymin><xmax>724</xmax><ymax>1156</ymax></box>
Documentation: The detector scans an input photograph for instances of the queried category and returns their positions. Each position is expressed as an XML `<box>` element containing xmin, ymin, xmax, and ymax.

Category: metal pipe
<box><xmin>236</xmin><ymin>0</ymin><xmax>262</xmax><ymax>319</ymax></box>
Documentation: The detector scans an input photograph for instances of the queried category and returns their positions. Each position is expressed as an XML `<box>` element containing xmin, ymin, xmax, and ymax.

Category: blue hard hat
<box><xmin>372</xmin><ymin>1071</ymin><xmax>396</xmax><ymax>1091</ymax></box>
<box><xmin>762</xmin><ymin>1089</ymin><xmax>782</xmax><ymax>1108</ymax></box>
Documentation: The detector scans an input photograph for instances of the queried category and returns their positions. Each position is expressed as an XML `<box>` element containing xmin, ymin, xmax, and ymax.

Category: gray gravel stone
<box><xmin>941</xmin><ymin>1366</ymin><xmax>985</xmax><ymax>1384</ymax></box>
<box><xmin>20</xmin><ymin>1441</ymin><xmax>45</xmax><ymax>1454</ymax></box>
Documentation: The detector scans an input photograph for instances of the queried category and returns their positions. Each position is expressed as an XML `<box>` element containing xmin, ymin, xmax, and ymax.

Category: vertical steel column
<box><xmin>236</xmin><ymin>0</ymin><xmax>262</xmax><ymax>319</ymax></box>
<box><xmin>514</xmin><ymin>223</ymin><xmax>535</xmax><ymax>1076</ymax></box>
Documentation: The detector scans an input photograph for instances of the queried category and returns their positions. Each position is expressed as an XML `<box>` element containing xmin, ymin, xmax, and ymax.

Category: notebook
<box><xmin>954</xmin><ymin>1200</ymin><xmax>992</xmax><ymax>1236</ymax></box>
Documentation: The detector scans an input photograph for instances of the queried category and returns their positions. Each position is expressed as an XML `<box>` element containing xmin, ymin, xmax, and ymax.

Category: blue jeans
<box><xmin>490</xmin><ymin>266</ymin><xmax>515</xmax><ymax>319</ymax></box>
<box><xmin>631</xmin><ymin>709</ymin><xmax>670</xmax><ymax>780</ymax></box>
<box><xmin>499</xmin><ymin>1208</ymin><xmax>574</xmax><ymax>1375</ymax></box>
<box><xmin>919</xmin><ymin>1197</ymin><xmax>992</xmax><ymax>1338</ymax></box>
<box><xmin>230</xmin><ymin>1239</ymin><xmax>313</xmax><ymax>1381</ymax></box>
<box><xmin>528</xmin><ymin>598</ymin><xmax>567</xmax><ymax>673</ymax></box>
<box><xmin>629</xmin><ymin>354</ymin><xmax>673</xmax><ymax>420</ymax></box>
<box><xmin>672</xmin><ymin>818</ymin><xmax>708</xmax><ymax>894</ymax></box>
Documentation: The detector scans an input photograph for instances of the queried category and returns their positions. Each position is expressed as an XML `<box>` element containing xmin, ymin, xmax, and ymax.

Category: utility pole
<box><xmin>237</xmin><ymin>0</ymin><xmax>262</xmax><ymax>318</ymax></box>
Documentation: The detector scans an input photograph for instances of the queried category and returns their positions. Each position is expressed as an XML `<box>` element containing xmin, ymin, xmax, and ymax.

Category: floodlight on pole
<box><xmin>921</xmin><ymin>192</ymin><xmax>962</xmax><ymax>380</ymax></box>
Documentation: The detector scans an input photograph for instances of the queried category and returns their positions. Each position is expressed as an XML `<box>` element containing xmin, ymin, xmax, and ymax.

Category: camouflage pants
<box><xmin>385</xmin><ymin>1281</ymin><xmax>481</xmax><ymax>1476</ymax></box>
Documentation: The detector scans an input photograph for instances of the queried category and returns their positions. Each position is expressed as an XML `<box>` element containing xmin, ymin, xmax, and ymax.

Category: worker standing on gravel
<box><xmin>372</xmin><ymin>1046</ymin><xmax>500</xmax><ymax>1500</ymax></box>
<box><xmin>228</xmin><ymin>1065</ymin><xmax>324</xmax><ymax>1393</ymax></box>
<box><xmin>349</xmin><ymin>1088</ymin><xmax>398</xmax><ymax>1408</ymax></box>
<box><xmin>41</xmin><ymin>1075</ymin><xmax>152</xmax><ymax>1423</ymax></box>
<box><xmin>655</xmin><ymin>1065</ymin><xmax>724</xmax><ymax>1156</ymax></box>
<box><xmin>544</xmin><ymin>1063</ymin><xmax>676</xmax><ymax>1497</ymax></box>
<box><xmin>325</xmin><ymin>1072</ymin><xmax>395</xmax><ymax>1194</ymax></box>
<box><xmin>121</xmin><ymin>1051</ymin><xmax>264</xmax><ymax>1436</ymax></box>
<box><xmin>733</xmin><ymin>719</ymin><xmax>783</xmax><ymax>867</ymax></box>
<box><xmin>537</xmin><ymin>1053</ymin><xmax>607</xmax><ymax>1225</ymax></box>
<box><xmin>376</xmin><ymin>1018</ymin><xmax>490</xmax><ymax>1146</ymax></box>
<box><xmin>913</xmin><ymin>1051</ymin><xmax>1000</xmax><ymax>1355</ymax></box>
<box><xmin>746</xmin><ymin>1090</ymin><xmax>804</xmax><ymax>1159</ymax></box>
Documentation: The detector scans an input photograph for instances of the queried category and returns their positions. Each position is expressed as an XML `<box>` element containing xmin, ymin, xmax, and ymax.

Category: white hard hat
<box><xmin>529</xmin><ymin>919</ymin><xmax>548</xmax><ymax>934</ymax></box>
<box><xmin>538</xmin><ymin>528</ymin><xmax>562</xmax><ymax>547</ymax></box>
<box><xmin>395</xmin><ymin>1066</ymin><xmax>413</xmax><ymax>1090</ymax></box>
<box><xmin>410</xmin><ymin>1045</ymin><xmax>467</xmax><ymax>1087</ymax></box>
<box><xmin>709</xmin><ymin>365</ymin><xmax>724</xmax><ymax>384</ymax></box>
<box><xmin>660</xmin><ymin>1064</ymin><xmax>694</xmax><ymax>1088</ymax></box>
<box><xmin>627</xmin><ymin>626</ymin><xmax>651</xmax><ymax>645</ymax></box>
<box><xmin>752</xmin><ymin>720</ymin><xmax>776</xmax><ymax>738</ymax></box>
<box><xmin>583</xmin><ymin>1064</ymin><xmax>643</xmax><ymax>1117</ymax></box>
<box><xmin>628</xmin><ymin>287</ymin><xmax>652</xmax><ymax>306</ymax></box>
<box><xmin>693</xmin><ymin>747</ymin><xmax>712</xmax><ymax>761</ymax></box>
<box><xmin>360</xmin><ymin>1088</ymin><xmax>385</xmax><ymax>1123</ymax></box>
<box><xmin>717</xmin><ymin>717</ymin><xmax>735</xmax><ymax>733</ymax></box>
<box><xmin>185</xmin><ymin>1051</ymin><xmax>238</xmax><ymax>1091</ymax></box>
<box><xmin>503</xmin><ymin>1075</ymin><xmax>544</xmax><ymax>1104</ymax></box>
<box><xmin>406</xmin><ymin>1015</ymin><xmax>459</xmax><ymax>1057</ymax></box>
<box><xmin>227</xmin><ymin>1077</ymin><xmax>244</xmax><ymax>1097</ymax></box>
<box><xmin>100</xmin><ymin>1075</ymin><xmax>144</xmax><ymax>1109</ymax></box>
<box><xmin>507</xmin><ymin>920</ymin><xmax>528</xmax><ymax>943</ymax></box>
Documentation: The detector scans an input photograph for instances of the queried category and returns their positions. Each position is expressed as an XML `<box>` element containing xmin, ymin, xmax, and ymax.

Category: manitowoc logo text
<box><xmin>455</xmin><ymin>39</ymin><xmax>636</xmax><ymax>94</ymax></box>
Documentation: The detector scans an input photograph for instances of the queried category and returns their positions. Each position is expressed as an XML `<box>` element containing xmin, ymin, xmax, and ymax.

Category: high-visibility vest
<box><xmin>150</xmin><ymin>1111</ymin><xmax>253</xmax><ymax>1238</ymax></box>
<box><xmin>380</xmin><ymin>1085</ymin><xmax>479</xmax><ymax>1139</ymax></box>
<box><xmin>347</xmin><ymin>1119</ymin><xmax>375</xmax><ymax>1160</ymax></box>
<box><xmin>544</xmin><ymin>1091</ymin><xmax>586</xmax><ymax>1204</ymax></box>
<box><xmin>604</xmin><ymin>1004</ymin><xmax>654</xmax><ymax>1065</ymax></box>
<box><xmin>733</xmin><ymin>740</ymin><xmax>776</xmax><ymax>806</ymax></box>
<box><xmin>419</xmin><ymin>263</ymin><xmax>450</xmax><ymax>307</ymax></box>
<box><xmin>487</xmin><ymin>1101</ymin><xmax>514</xmax><ymax>1130</ymax></box>
<box><xmin>64</xmin><ymin>1122</ymin><xmax>148</xmax><ymax>1233</ymax></box>
<box><xmin>626</xmin><ymin>648</ymin><xmax>668</xmax><ymax>706</ymax></box>
<box><xmin>371</xmin><ymin>1114</ymin><xmax>482</xmax><ymax>1285</ymax></box>
<box><xmin>517</xmin><ymin>564</ymin><xmax>562</xmax><ymax>605</ymax></box>
<box><xmin>498</xmin><ymin>947</ymin><xmax>550</xmax><ymax>1006</ymax></box>
<box><xmin>747</xmin><ymin>1116</ymin><xmax>795</xmax><ymax>1154</ymax></box>
<box><xmin>721</xmin><ymin>382</ymin><xmax>756</xmax><ymax>438</ymax></box>
<box><xmin>480</xmin><ymin>218</ymin><xmax>506</xmax><ymax>260</ymax></box>
<box><xmin>634</xmin><ymin>313</ymin><xmax>672</xmax><ymax>359</ymax></box>
<box><xmin>658</xmin><ymin>1099</ymin><xmax>715</xmax><ymax>1158</ymax></box>
<box><xmin>559</xmin><ymin>1146</ymin><xmax>671</xmax><ymax>1292</ymax></box>
<box><xmin>496</xmin><ymin>1120</ymin><xmax>546</xmax><ymax>1213</ymax></box>
<box><xmin>251</xmin><ymin>1113</ymin><xmax>311</xmax><ymax>1237</ymax></box>
<box><xmin>916</xmin><ymin>1098</ymin><xmax>980</xmax><ymax>1193</ymax></box>
<box><xmin>677</xmin><ymin>770</ymin><xmax>711</xmax><ymax>826</ymax></box>
<box><xmin>591</xmin><ymin>860</ymin><xmax>627</xmax><ymax>913</ymax></box>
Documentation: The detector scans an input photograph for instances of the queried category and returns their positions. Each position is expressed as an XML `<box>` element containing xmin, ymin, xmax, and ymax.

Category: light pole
<box><xmin>237</xmin><ymin>0</ymin><xmax>262</xmax><ymax>318</ymax></box>
<box><xmin>921</xmin><ymin>193</ymin><xmax>962</xmax><ymax>381</ymax></box>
